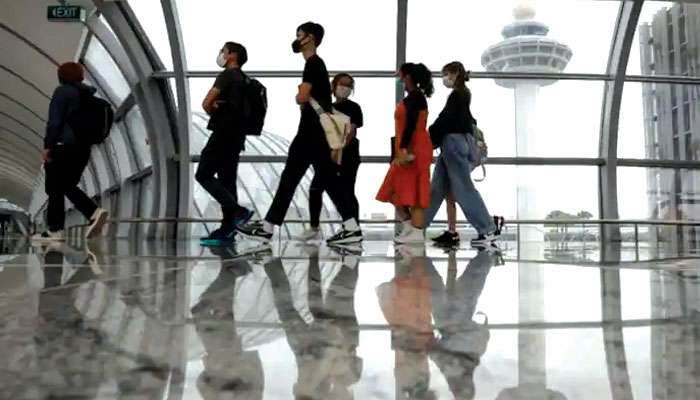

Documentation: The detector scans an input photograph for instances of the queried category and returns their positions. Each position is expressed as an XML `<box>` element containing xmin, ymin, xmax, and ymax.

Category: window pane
<box><xmin>627</xmin><ymin>2</ymin><xmax>700</xmax><ymax>77</ymax></box>
<box><xmin>408</xmin><ymin>0</ymin><xmax>619</xmax><ymax>74</ymax></box>
<box><xmin>619</xmin><ymin>82</ymin><xmax>699</xmax><ymax>159</ymax></box>
<box><xmin>84</xmin><ymin>38</ymin><xmax>130</xmax><ymax>102</ymax></box>
<box><xmin>189</xmin><ymin>77</ymin><xmax>395</xmax><ymax>155</ymax></box>
<box><xmin>176</xmin><ymin>0</ymin><xmax>396</xmax><ymax>71</ymax></box>
<box><xmin>429</xmin><ymin>78</ymin><xmax>603</xmax><ymax>158</ymax></box>
<box><xmin>124</xmin><ymin>107</ymin><xmax>153</xmax><ymax>169</ymax></box>
<box><xmin>127</xmin><ymin>0</ymin><xmax>174</xmax><ymax>70</ymax></box>
<box><xmin>107</xmin><ymin>123</ymin><xmax>135</xmax><ymax>180</ymax></box>
<box><xmin>618</xmin><ymin>167</ymin><xmax>700</xmax><ymax>254</ymax></box>
<box><xmin>90</xmin><ymin>146</ymin><xmax>112</xmax><ymax>190</ymax></box>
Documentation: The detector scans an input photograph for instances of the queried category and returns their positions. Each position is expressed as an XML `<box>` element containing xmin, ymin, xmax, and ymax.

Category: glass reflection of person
<box><xmin>427</xmin><ymin>249</ymin><xmax>496</xmax><ymax>400</ymax></box>
<box><xmin>264</xmin><ymin>247</ymin><xmax>362</xmax><ymax>400</ymax></box>
<box><xmin>377</xmin><ymin>245</ymin><xmax>436</xmax><ymax>400</ymax></box>
<box><xmin>191</xmin><ymin>247</ymin><xmax>264</xmax><ymax>400</ymax></box>
<box><xmin>33</xmin><ymin>245</ymin><xmax>105</xmax><ymax>399</ymax></box>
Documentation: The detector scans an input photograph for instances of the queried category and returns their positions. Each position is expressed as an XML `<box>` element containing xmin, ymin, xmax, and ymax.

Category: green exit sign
<box><xmin>47</xmin><ymin>5</ymin><xmax>84</xmax><ymax>22</ymax></box>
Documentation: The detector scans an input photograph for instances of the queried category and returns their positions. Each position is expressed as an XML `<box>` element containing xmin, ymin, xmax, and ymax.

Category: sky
<box><xmin>126</xmin><ymin>0</ymin><xmax>680</xmax><ymax>221</ymax></box>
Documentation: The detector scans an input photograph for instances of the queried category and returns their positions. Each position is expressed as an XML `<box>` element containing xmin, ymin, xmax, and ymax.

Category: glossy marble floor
<box><xmin>0</xmin><ymin>234</ymin><xmax>699</xmax><ymax>400</ymax></box>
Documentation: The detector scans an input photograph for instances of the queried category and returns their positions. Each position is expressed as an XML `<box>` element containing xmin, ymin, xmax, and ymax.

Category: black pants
<box><xmin>195</xmin><ymin>133</ymin><xmax>246</xmax><ymax>226</ymax></box>
<box><xmin>45</xmin><ymin>145</ymin><xmax>98</xmax><ymax>232</ymax></box>
<box><xmin>309</xmin><ymin>139</ymin><xmax>360</xmax><ymax>227</ymax></box>
<box><xmin>265</xmin><ymin>133</ymin><xmax>355</xmax><ymax>226</ymax></box>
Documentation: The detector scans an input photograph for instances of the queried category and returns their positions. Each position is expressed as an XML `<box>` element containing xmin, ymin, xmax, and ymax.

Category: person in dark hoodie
<box><xmin>33</xmin><ymin>62</ymin><xmax>108</xmax><ymax>242</ymax></box>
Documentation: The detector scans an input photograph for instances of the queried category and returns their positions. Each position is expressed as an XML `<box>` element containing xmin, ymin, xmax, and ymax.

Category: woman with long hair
<box><xmin>426</xmin><ymin>61</ymin><xmax>498</xmax><ymax>247</ymax></box>
<box><xmin>376</xmin><ymin>62</ymin><xmax>434</xmax><ymax>244</ymax></box>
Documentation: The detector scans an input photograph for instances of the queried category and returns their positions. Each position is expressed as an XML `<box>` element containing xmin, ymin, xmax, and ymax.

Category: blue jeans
<box><xmin>426</xmin><ymin>134</ymin><xmax>496</xmax><ymax>235</ymax></box>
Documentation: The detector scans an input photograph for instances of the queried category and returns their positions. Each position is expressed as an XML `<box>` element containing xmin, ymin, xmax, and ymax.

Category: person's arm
<box><xmin>43</xmin><ymin>86</ymin><xmax>71</xmax><ymax>160</ymax></box>
<box><xmin>203</xmin><ymin>70</ymin><xmax>237</xmax><ymax>115</ymax></box>
<box><xmin>399</xmin><ymin>95</ymin><xmax>421</xmax><ymax>150</ymax></box>
<box><xmin>296</xmin><ymin>82</ymin><xmax>312</xmax><ymax>105</ymax></box>
<box><xmin>202</xmin><ymin>87</ymin><xmax>220</xmax><ymax>115</ymax></box>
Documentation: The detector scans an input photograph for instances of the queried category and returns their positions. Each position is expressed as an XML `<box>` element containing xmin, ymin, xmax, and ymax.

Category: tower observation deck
<box><xmin>481</xmin><ymin>2</ymin><xmax>573</xmax><ymax>87</ymax></box>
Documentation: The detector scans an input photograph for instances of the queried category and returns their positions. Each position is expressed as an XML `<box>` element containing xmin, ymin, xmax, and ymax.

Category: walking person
<box><xmin>33</xmin><ymin>62</ymin><xmax>108</xmax><ymax>242</ymax></box>
<box><xmin>197</xmin><ymin>42</ymin><xmax>255</xmax><ymax>246</ymax></box>
<box><xmin>299</xmin><ymin>73</ymin><xmax>363</xmax><ymax>241</ymax></box>
<box><xmin>376</xmin><ymin>63</ymin><xmax>434</xmax><ymax>244</ymax></box>
<box><xmin>237</xmin><ymin>22</ymin><xmax>362</xmax><ymax>245</ymax></box>
<box><xmin>426</xmin><ymin>62</ymin><xmax>498</xmax><ymax>247</ymax></box>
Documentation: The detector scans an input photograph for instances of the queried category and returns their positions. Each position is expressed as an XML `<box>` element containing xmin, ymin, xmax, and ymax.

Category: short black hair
<box><xmin>297</xmin><ymin>22</ymin><xmax>325</xmax><ymax>47</ymax></box>
<box><xmin>223</xmin><ymin>42</ymin><xmax>248</xmax><ymax>66</ymax></box>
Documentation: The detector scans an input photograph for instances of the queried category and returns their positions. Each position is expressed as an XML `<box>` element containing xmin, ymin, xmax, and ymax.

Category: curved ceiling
<box><xmin>0</xmin><ymin>0</ymin><xmax>95</xmax><ymax>209</ymax></box>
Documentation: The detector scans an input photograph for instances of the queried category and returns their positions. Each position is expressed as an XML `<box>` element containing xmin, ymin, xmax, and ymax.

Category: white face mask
<box><xmin>216</xmin><ymin>52</ymin><xmax>227</xmax><ymax>68</ymax></box>
<box><xmin>442</xmin><ymin>75</ymin><xmax>455</xmax><ymax>89</ymax></box>
<box><xmin>335</xmin><ymin>86</ymin><xmax>352</xmax><ymax>100</ymax></box>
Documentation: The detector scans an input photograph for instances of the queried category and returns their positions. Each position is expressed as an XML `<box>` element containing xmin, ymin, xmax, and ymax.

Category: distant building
<box><xmin>639</xmin><ymin>4</ymin><xmax>700</xmax><ymax>250</ymax></box>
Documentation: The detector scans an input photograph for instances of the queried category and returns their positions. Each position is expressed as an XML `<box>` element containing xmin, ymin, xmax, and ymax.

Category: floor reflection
<box><xmin>0</xmin><ymin>237</ymin><xmax>698</xmax><ymax>400</ymax></box>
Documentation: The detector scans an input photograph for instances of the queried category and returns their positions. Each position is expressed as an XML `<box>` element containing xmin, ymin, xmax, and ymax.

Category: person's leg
<box><xmin>446</xmin><ymin>193</ymin><xmax>457</xmax><ymax>233</ymax></box>
<box><xmin>195</xmin><ymin>143</ymin><xmax>239</xmax><ymax>221</ymax></box>
<box><xmin>45</xmin><ymin>148</ymin><xmax>66</xmax><ymax>232</ymax></box>
<box><xmin>342</xmin><ymin>140</ymin><xmax>361</xmax><ymax>222</ymax></box>
<box><xmin>63</xmin><ymin>147</ymin><xmax>98</xmax><ymax>220</ymax></box>
<box><xmin>442</xmin><ymin>136</ymin><xmax>496</xmax><ymax>235</ymax></box>
<box><xmin>264</xmin><ymin>136</ymin><xmax>312</xmax><ymax>226</ymax></box>
<box><xmin>411</xmin><ymin>207</ymin><xmax>426</xmax><ymax>229</ymax></box>
<box><xmin>425</xmin><ymin>153</ymin><xmax>450</xmax><ymax>227</ymax></box>
<box><xmin>217</xmin><ymin>144</ymin><xmax>249</xmax><ymax>223</ymax></box>
<box><xmin>308</xmin><ymin>172</ymin><xmax>324</xmax><ymax>229</ymax></box>
<box><xmin>312</xmin><ymin>148</ymin><xmax>358</xmax><ymax>229</ymax></box>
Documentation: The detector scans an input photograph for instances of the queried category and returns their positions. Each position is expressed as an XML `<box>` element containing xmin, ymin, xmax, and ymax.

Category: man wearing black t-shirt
<box><xmin>197</xmin><ymin>42</ymin><xmax>255</xmax><ymax>246</ymax></box>
<box><xmin>237</xmin><ymin>22</ymin><xmax>363</xmax><ymax>245</ymax></box>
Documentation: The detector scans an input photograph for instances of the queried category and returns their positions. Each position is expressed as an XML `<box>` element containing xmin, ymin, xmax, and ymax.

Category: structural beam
<box><xmin>599</xmin><ymin>1</ymin><xmax>644</xmax><ymax>236</ymax></box>
<box><xmin>162</xmin><ymin>0</ymin><xmax>192</xmax><ymax>240</ymax></box>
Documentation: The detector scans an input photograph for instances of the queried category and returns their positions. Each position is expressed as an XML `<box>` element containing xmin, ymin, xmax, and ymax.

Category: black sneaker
<box><xmin>326</xmin><ymin>229</ymin><xmax>363</xmax><ymax>245</ymax></box>
<box><xmin>431</xmin><ymin>231</ymin><xmax>460</xmax><ymax>247</ymax></box>
<box><xmin>236</xmin><ymin>221</ymin><xmax>273</xmax><ymax>242</ymax></box>
<box><xmin>200</xmin><ymin>228</ymin><xmax>237</xmax><ymax>247</ymax></box>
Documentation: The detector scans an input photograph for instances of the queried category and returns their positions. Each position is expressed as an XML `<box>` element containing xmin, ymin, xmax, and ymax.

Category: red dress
<box><xmin>376</xmin><ymin>100</ymin><xmax>433</xmax><ymax>209</ymax></box>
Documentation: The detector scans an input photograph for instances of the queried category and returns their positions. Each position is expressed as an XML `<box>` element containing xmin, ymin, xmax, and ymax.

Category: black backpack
<box><xmin>68</xmin><ymin>89</ymin><xmax>114</xmax><ymax>145</ymax></box>
<box><xmin>240</xmin><ymin>74</ymin><xmax>267</xmax><ymax>136</ymax></box>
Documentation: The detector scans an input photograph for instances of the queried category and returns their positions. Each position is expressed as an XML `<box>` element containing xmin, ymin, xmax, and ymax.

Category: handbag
<box><xmin>309</xmin><ymin>98</ymin><xmax>351</xmax><ymax>150</ymax></box>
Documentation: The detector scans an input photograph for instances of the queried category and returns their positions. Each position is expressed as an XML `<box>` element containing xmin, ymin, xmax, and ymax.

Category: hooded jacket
<box><xmin>44</xmin><ymin>82</ymin><xmax>97</xmax><ymax>148</ymax></box>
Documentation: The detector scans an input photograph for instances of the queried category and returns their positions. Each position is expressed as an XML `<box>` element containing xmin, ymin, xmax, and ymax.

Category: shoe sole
<box><xmin>237</xmin><ymin>231</ymin><xmax>272</xmax><ymax>243</ymax></box>
<box><xmin>200</xmin><ymin>239</ymin><xmax>235</xmax><ymax>247</ymax></box>
<box><xmin>31</xmin><ymin>237</ymin><xmax>66</xmax><ymax>243</ymax></box>
<box><xmin>86</xmin><ymin>210</ymin><xmax>108</xmax><ymax>239</ymax></box>
<box><xmin>327</xmin><ymin>236</ymin><xmax>363</xmax><ymax>245</ymax></box>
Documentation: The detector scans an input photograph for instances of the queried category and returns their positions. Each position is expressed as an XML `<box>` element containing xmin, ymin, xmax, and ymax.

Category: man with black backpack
<box><xmin>33</xmin><ymin>62</ymin><xmax>110</xmax><ymax>242</ymax></box>
<box><xmin>197</xmin><ymin>42</ymin><xmax>264</xmax><ymax>246</ymax></box>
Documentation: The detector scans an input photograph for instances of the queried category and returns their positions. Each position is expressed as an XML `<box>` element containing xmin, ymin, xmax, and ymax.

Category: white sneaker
<box><xmin>395</xmin><ymin>225</ymin><xmax>425</xmax><ymax>244</ymax></box>
<box><xmin>296</xmin><ymin>227</ymin><xmax>321</xmax><ymax>242</ymax></box>
<box><xmin>32</xmin><ymin>230</ymin><xmax>65</xmax><ymax>243</ymax></box>
<box><xmin>85</xmin><ymin>208</ymin><xmax>109</xmax><ymax>239</ymax></box>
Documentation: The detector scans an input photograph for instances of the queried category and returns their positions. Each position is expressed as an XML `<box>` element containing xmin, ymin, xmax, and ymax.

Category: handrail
<box><xmin>91</xmin><ymin>218</ymin><xmax>700</xmax><ymax>226</ymax></box>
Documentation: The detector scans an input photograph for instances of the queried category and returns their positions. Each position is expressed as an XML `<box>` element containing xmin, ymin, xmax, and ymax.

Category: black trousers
<box><xmin>309</xmin><ymin>138</ymin><xmax>360</xmax><ymax>227</ymax></box>
<box><xmin>265</xmin><ymin>132</ymin><xmax>355</xmax><ymax>226</ymax></box>
<box><xmin>195</xmin><ymin>133</ymin><xmax>246</xmax><ymax>225</ymax></box>
<box><xmin>45</xmin><ymin>145</ymin><xmax>98</xmax><ymax>232</ymax></box>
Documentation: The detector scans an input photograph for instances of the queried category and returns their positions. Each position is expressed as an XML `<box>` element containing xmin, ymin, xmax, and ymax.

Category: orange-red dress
<box><xmin>376</xmin><ymin>100</ymin><xmax>433</xmax><ymax>209</ymax></box>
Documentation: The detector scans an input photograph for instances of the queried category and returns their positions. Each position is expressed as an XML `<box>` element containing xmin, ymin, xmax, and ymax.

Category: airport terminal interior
<box><xmin>1</xmin><ymin>0</ymin><xmax>700</xmax><ymax>399</ymax></box>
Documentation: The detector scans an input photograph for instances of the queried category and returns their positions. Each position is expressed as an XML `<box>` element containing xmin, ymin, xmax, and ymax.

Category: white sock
<box><xmin>263</xmin><ymin>221</ymin><xmax>275</xmax><ymax>234</ymax></box>
<box><xmin>343</xmin><ymin>218</ymin><xmax>360</xmax><ymax>232</ymax></box>
<box><xmin>402</xmin><ymin>220</ymin><xmax>412</xmax><ymax>230</ymax></box>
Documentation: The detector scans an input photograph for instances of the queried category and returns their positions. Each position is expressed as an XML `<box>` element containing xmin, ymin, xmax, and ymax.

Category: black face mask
<box><xmin>291</xmin><ymin>34</ymin><xmax>309</xmax><ymax>53</ymax></box>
